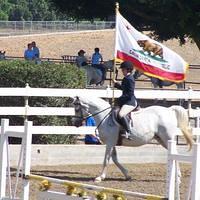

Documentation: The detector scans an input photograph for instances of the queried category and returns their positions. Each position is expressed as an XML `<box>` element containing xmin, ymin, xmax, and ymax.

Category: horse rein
<box><xmin>74</xmin><ymin>100</ymin><xmax>111</xmax><ymax>120</ymax></box>
<box><xmin>73</xmin><ymin>97</ymin><xmax>112</xmax><ymax>134</ymax></box>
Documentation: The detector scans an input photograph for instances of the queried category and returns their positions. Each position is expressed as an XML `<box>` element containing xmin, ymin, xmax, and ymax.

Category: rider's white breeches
<box><xmin>118</xmin><ymin>104</ymin><xmax>136</xmax><ymax>118</ymax></box>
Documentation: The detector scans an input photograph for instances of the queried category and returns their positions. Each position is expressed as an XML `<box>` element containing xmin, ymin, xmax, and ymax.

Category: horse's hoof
<box><xmin>94</xmin><ymin>177</ymin><xmax>102</xmax><ymax>182</ymax></box>
<box><xmin>125</xmin><ymin>176</ymin><xmax>132</xmax><ymax>181</ymax></box>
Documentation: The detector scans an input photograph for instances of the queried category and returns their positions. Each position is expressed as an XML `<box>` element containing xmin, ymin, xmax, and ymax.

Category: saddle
<box><xmin>112</xmin><ymin>105</ymin><xmax>140</xmax><ymax>124</ymax></box>
<box><xmin>111</xmin><ymin>105</ymin><xmax>141</xmax><ymax>145</ymax></box>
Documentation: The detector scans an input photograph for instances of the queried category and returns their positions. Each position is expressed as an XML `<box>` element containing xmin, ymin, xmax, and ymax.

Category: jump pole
<box><xmin>25</xmin><ymin>174</ymin><xmax>167</xmax><ymax>200</ymax></box>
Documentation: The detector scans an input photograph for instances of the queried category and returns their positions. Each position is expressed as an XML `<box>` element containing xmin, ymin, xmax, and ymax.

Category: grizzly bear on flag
<box><xmin>137</xmin><ymin>40</ymin><xmax>163</xmax><ymax>59</ymax></box>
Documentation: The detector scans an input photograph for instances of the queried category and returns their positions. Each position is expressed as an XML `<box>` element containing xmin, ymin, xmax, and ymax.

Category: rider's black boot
<box><xmin>120</xmin><ymin>116</ymin><xmax>131</xmax><ymax>138</ymax></box>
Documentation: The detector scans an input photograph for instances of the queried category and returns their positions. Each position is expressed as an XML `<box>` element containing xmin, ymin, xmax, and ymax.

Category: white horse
<box><xmin>72</xmin><ymin>96</ymin><xmax>193</xmax><ymax>182</ymax></box>
<box><xmin>82</xmin><ymin>60</ymin><xmax>115</xmax><ymax>86</ymax></box>
<box><xmin>82</xmin><ymin>65</ymin><xmax>103</xmax><ymax>85</ymax></box>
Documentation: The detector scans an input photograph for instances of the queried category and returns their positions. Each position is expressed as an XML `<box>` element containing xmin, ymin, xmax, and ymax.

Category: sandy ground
<box><xmin>10</xmin><ymin>163</ymin><xmax>191</xmax><ymax>200</ymax></box>
<box><xmin>0</xmin><ymin>30</ymin><xmax>199</xmax><ymax>64</ymax></box>
<box><xmin>0</xmin><ymin>30</ymin><xmax>200</xmax><ymax>89</ymax></box>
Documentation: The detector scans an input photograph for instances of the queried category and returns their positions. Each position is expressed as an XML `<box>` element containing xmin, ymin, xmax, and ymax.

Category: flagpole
<box><xmin>112</xmin><ymin>2</ymin><xmax>119</xmax><ymax>107</ymax></box>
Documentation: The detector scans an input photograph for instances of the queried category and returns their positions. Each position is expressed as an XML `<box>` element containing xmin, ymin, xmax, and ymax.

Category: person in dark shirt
<box><xmin>113</xmin><ymin>61</ymin><xmax>137</xmax><ymax>138</ymax></box>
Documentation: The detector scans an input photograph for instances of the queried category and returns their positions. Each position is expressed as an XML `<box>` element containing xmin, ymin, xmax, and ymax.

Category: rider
<box><xmin>91</xmin><ymin>47</ymin><xmax>106</xmax><ymax>83</ymax></box>
<box><xmin>76</xmin><ymin>49</ymin><xmax>88</xmax><ymax>68</ymax></box>
<box><xmin>113</xmin><ymin>61</ymin><xmax>137</xmax><ymax>138</ymax></box>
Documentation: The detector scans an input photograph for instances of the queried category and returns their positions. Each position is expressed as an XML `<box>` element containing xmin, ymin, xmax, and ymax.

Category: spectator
<box><xmin>32</xmin><ymin>41</ymin><xmax>40</xmax><ymax>58</ymax></box>
<box><xmin>0</xmin><ymin>50</ymin><xmax>5</xmax><ymax>60</ymax></box>
<box><xmin>24</xmin><ymin>43</ymin><xmax>35</xmax><ymax>60</ymax></box>
<box><xmin>91</xmin><ymin>47</ymin><xmax>106</xmax><ymax>82</ymax></box>
<box><xmin>76</xmin><ymin>49</ymin><xmax>88</xmax><ymax>67</ymax></box>
<box><xmin>84</xmin><ymin>116</ymin><xmax>101</xmax><ymax>145</ymax></box>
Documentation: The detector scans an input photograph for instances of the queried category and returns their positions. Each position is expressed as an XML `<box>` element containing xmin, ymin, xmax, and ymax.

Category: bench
<box><xmin>61</xmin><ymin>55</ymin><xmax>78</xmax><ymax>63</ymax></box>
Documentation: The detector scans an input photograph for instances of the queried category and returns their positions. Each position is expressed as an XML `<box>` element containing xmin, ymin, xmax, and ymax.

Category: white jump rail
<box><xmin>3</xmin><ymin>125</ymin><xmax>96</xmax><ymax>135</ymax></box>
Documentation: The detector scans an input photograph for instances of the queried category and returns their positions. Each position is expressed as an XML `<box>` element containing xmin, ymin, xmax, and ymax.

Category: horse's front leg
<box><xmin>111</xmin><ymin>147</ymin><xmax>131</xmax><ymax>181</ymax></box>
<box><xmin>95</xmin><ymin>145</ymin><xmax>113</xmax><ymax>182</ymax></box>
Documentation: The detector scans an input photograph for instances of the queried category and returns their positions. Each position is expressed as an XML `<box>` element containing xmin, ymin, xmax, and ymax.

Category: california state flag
<box><xmin>115</xmin><ymin>12</ymin><xmax>188</xmax><ymax>82</ymax></box>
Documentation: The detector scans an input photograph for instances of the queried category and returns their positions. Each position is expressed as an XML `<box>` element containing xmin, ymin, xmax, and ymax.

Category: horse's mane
<box><xmin>79</xmin><ymin>95</ymin><xmax>110</xmax><ymax>108</ymax></box>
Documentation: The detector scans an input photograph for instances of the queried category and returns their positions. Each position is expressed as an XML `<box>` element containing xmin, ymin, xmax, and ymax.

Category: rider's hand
<box><xmin>112</xmin><ymin>79</ymin><xmax>117</xmax><ymax>83</ymax></box>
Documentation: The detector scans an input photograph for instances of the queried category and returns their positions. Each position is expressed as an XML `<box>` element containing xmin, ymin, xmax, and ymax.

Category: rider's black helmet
<box><xmin>119</xmin><ymin>61</ymin><xmax>134</xmax><ymax>71</ymax></box>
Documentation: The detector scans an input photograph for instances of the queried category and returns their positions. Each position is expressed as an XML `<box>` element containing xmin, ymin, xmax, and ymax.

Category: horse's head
<box><xmin>71</xmin><ymin>96</ymin><xmax>90</xmax><ymax>127</ymax></box>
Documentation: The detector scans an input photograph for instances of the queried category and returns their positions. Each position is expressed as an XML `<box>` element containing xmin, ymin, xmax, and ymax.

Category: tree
<box><xmin>51</xmin><ymin>0</ymin><xmax>200</xmax><ymax>49</ymax></box>
<box><xmin>27</xmin><ymin>0</ymin><xmax>57</xmax><ymax>20</ymax></box>
<box><xmin>0</xmin><ymin>0</ymin><xmax>12</xmax><ymax>20</ymax></box>
<box><xmin>0</xmin><ymin>0</ymin><xmax>60</xmax><ymax>21</ymax></box>
<box><xmin>8</xmin><ymin>0</ymin><xmax>32</xmax><ymax>20</ymax></box>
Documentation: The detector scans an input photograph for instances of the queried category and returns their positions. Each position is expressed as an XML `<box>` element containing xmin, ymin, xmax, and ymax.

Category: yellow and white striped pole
<box><xmin>26</xmin><ymin>174</ymin><xmax>167</xmax><ymax>199</ymax></box>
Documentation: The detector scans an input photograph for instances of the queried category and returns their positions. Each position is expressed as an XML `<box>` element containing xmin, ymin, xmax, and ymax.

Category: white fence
<box><xmin>0</xmin><ymin>86</ymin><xmax>199</xmax><ymax>139</ymax></box>
<box><xmin>0</xmin><ymin>86</ymin><xmax>199</xmax><ymax>119</ymax></box>
<box><xmin>0</xmin><ymin>21</ymin><xmax>115</xmax><ymax>36</ymax></box>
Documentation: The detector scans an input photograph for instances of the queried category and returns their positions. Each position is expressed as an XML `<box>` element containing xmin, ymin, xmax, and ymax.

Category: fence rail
<box><xmin>0</xmin><ymin>86</ymin><xmax>199</xmax><ymax>118</ymax></box>
<box><xmin>0</xmin><ymin>21</ymin><xmax>115</xmax><ymax>36</ymax></box>
<box><xmin>0</xmin><ymin>86</ymin><xmax>199</xmax><ymax>99</ymax></box>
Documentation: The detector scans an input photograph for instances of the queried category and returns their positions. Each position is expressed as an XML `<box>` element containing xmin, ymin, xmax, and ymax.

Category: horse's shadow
<box><xmin>31</xmin><ymin>170</ymin><xmax>94</xmax><ymax>182</ymax></box>
<box><xmin>30</xmin><ymin>169</ymin><xmax>164</xmax><ymax>183</ymax></box>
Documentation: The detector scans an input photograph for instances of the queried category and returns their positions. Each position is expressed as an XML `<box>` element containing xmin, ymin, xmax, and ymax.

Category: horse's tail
<box><xmin>171</xmin><ymin>106</ymin><xmax>193</xmax><ymax>150</ymax></box>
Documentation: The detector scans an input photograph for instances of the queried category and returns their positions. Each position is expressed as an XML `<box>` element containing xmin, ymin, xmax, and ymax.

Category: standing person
<box><xmin>113</xmin><ymin>61</ymin><xmax>137</xmax><ymax>138</ymax></box>
<box><xmin>84</xmin><ymin>116</ymin><xmax>101</xmax><ymax>144</ymax></box>
<box><xmin>91</xmin><ymin>47</ymin><xmax>106</xmax><ymax>83</ymax></box>
<box><xmin>32</xmin><ymin>41</ymin><xmax>40</xmax><ymax>58</ymax></box>
<box><xmin>76</xmin><ymin>49</ymin><xmax>88</xmax><ymax>67</ymax></box>
<box><xmin>24</xmin><ymin>43</ymin><xmax>35</xmax><ymax>60</ymax></box>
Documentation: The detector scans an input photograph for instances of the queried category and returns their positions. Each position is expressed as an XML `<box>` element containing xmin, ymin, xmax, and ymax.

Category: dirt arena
<box><xmin>11</xmin><ymin>163</ymin><xmax>191</xmax><ymax>200</ymax></box>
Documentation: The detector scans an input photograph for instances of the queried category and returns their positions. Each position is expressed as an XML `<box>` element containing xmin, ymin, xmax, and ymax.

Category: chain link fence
<box><xmin>0</xmin><ymin>21</ymin><xmax>115</xmax><ymax>36</ymax></box>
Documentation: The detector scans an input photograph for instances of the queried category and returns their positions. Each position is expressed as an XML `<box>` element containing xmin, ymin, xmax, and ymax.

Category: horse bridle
<box><xmin>73</xmin><ymin>97</ymin><xmax>112</xmax><ymax>133</ymax></box>
<box><xmin>73</xmin><ymin>96</ymin><xmax>111</xmax><ymax>120</ymax></box>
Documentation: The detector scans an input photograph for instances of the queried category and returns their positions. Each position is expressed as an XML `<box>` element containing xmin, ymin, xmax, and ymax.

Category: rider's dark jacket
<box><xmin>114</xmin><ymin>73</ymin><xmax>137</xmax><ymax>107</ymax></box>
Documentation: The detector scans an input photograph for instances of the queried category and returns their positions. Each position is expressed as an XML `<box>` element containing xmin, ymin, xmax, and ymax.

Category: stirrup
<box><xmin>126</xmin><ymin>132</ymin><xmax>131</xmax><ymax>139</ymax></box>
<box><xmin>122</xmin><ymin>132</ymin><xmax>131</xmax><ymax>139</ymax></box>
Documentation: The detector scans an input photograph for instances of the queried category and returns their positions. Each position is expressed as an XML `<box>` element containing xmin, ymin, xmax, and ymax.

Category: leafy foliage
<box><xmin>0</xmin><ymin>60</ymin><xmax>86</xmax><ymax>144</ymax></box>
<box><xmin>0</xmin><ymin>0</ymin><xmax>63</xmax><ymax>21</ymax></box>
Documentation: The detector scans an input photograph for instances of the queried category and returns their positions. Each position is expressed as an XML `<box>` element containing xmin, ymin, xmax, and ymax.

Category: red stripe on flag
<box><xmin>117</xmin><ymin>51</ymin><xmax>185</xmax><ymax>81</ymax></box>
